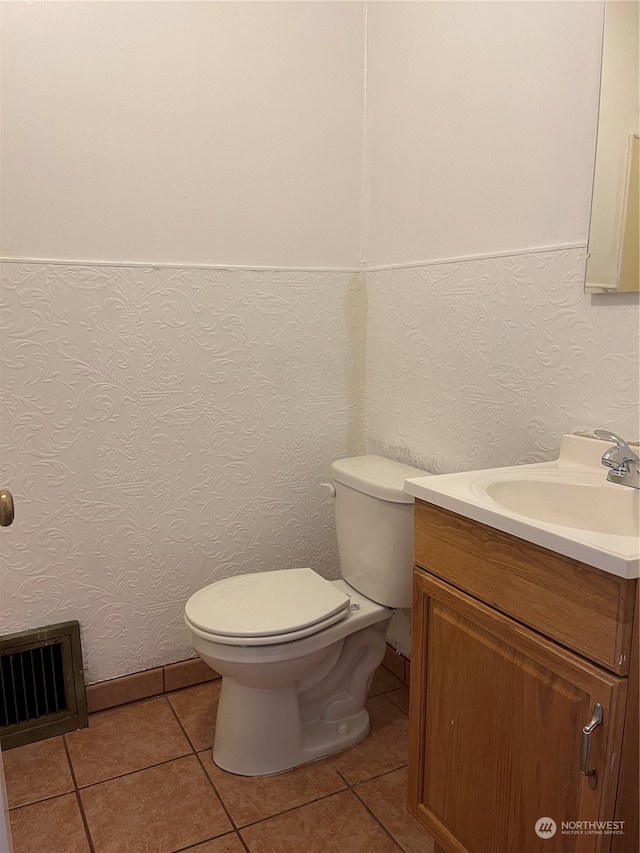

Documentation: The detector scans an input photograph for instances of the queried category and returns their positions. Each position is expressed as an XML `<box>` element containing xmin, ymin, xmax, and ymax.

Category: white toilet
<box><xmin>184</xmin><ymin>455</ymin><xmax>426</xmax><ymax>776</ymax></box>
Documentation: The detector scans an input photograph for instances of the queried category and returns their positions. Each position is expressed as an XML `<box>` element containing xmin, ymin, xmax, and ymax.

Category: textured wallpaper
<box><xmin>0</xmin><ymin>262</ymin><xmax>358</xmax><ymax>681</ymax></box>
<box><xmin>362</xmin><ymin>248</ymin><xmax>639</xmax><ymax>474</ymax></box>
<box><xmin>1</xmin><ymin>250</ymin><xmax>639</xmax><ymax>678</ymax></box>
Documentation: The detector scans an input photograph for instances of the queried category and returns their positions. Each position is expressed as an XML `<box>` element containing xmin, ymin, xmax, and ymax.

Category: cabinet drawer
<box><xmin>414</xmin><ymin>500</ymin><xmax>636</xmax><ymax>675</ymax></box>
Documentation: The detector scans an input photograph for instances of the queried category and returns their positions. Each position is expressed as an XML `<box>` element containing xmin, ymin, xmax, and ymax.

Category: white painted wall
<box><xmin>0</xmin><ymin>1</ymin><xmax>364</xmax><ymax>268</ymax></box>
<box><xmin>364</xmin><ymin>0</ymin><xmax>604</xmax><ymax>267</ymax></box>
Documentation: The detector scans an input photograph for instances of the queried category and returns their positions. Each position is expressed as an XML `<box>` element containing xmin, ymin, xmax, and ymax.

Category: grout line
<box><xmin>327</xmin><ymin>759</ymin><xmax>351</xmax><ymax>789</ymax></box>
<box><xmin>173</xmin><ymin>829</ymin><xmax>247</xmax><ymax>853</ymax></box>
<box><xmin>74</xmin><ymin>753</ymin><xmax>195</xmax><ymax>793</ymax></box>
<box><xmin>232</xmin><ymin>787</ymin><xmax>351</xmax><ymax>833</ymax></box>
<box><xmin>327</xmin><ymin>757</ymin><xmax>410</xmax><ymax>852</ymax></box>
<box><xmin>71</xmin><ymin>693</ymin><xmax>200</xmax><ymax>792</ymax></box>
<box><xmin>350</xmin><ymin>785</ymin><xmax>406</xmax><ymax>852</ymax></box>
<box><xmin>62</xmin><ymin>736</ymin><xmax>97</xmax><ymax>853</ymax></box>
<box><xmin>164</xmin><ymin>677</ymin><xmax>221</xmax><ymax>698</ymax></box>
<box><xmin>193</xmin><ymin>750</ymin><xmax>240</xmax><ymax>833</ymax></box>
<box><xmin>235</xmin><ymin>831</ymin><xmax>253</xmax><ymax>853</ymax></box>
<box><xmin>7</xmin><ymin>788</ymin><xmax>79</xmax><ymax>812</ymax></box>
<box><xmin>349</xmin><ymin>763</ymin><xmax>410</xmax><ymax>789</ymax></box>
<box><xmin>163</xmin><ymin>694</ymin><xmax>201</xmax><ymax>756</ymax></box>
<box><xmin>162</xmin><ymin>685</ymin><xmax>248</xmax><ymax>841</ymax></box>
<box><xmin>328</xmin><ymin>741</ymin><xmax>409</xmax><ymax>791</ymax></box>
<box><xmin>87</xmin><ymin>690</ymin><xmax>166</xmax><ymax>716</ymax></box>
<box><xmin>385</xmin><ymin>689</ymin><xmax>410</xmax><ymax>716</ymax></box>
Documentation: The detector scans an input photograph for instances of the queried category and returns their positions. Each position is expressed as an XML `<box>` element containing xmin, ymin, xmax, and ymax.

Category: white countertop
<box><xmin>404</xmin><ymin>434</ymin><xmax>639</xmax><ymax>579</ymax></box>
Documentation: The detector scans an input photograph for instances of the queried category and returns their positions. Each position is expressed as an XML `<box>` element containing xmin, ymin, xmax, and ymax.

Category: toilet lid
<box><xmin>185</xmin><ymin>568</ymin><xmax>350</xmax><ymax>639</ymax></box>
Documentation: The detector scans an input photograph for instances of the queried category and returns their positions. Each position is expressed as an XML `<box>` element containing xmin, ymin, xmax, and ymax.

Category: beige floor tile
<box><xmin>167</xmin><ymin>680</ymin><xmax>222</xmax><ymax>751</ymax></box>
<box><xmin>10</xmin><ymin>793</ymin><xmax>91</xmax><ymax>853</ymax></box>
<box><xmin>330</xmin><ymin>694</ymin><xmax>409</xmax><ymax>785</ymax></box>
<box><xmin>373</xmin><ymin>666</ymin><xmax>405</xmax><ymax>693</ymax></box>
<box><xmin>188</xmin><ymin>832</ymin><xmax>248</xmax><ymax>852</ymax></box>
<box><xmin>387</xmin><ymin>685</ymin><xmax>410</xmax><ymax>715</ymax></box>
<box><xmin>201</xmin><ymin>750</ymin><xmax>346</xmax><ymax>827</ymax></box>
<box><xmin>356</xmin><ymin>768</ymin><xmax>435</xmax><ymax>853</ymax></box>
<box><xmin>3</xmin><ymin>736</ymin><xmax>74</xmax><ymax>808</ymax></box>
<box><xmin>65</xmin><ymin>696</ymin><xmax>192</xmax><ymax>786</ymax></box>
<box><xmin>240</xmin><ymin>789</ymin><xmax>399</xmax><ymax>853</ymax></box>
<box><xmin>80</xmin><ymin>754</ymin><xmax>232</xmax><ymax>853</ymax></box>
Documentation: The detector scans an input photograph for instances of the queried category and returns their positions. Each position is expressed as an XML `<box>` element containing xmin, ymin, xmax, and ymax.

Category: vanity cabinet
<box><xmin>408</xmin><ymin>500</ymin><xmax>639</xmax><ymax>853</ymax></box>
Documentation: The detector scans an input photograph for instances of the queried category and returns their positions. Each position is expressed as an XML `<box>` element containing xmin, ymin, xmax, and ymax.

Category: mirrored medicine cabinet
<box><xmin>586</xmin><ymin>0</ymin><xmax>639</xmax><ymax>293</ymax></box>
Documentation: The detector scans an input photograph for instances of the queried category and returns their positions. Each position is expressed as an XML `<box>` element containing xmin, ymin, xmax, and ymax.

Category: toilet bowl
<box><xmin>184</xmin><ymin>455</ymin><xmax>428</xmax><ymax>776</ymax></box>
<box><xmin>187</xmin><ymin>576</ymin><xmax>391</xmax><ymax>776</ymax></box>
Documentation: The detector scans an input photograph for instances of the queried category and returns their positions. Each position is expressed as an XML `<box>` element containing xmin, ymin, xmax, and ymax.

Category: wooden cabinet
<box><xmin>409</xmin><ymin>500</ymin><xmax>639</xmax><ymax>853</ymax></box>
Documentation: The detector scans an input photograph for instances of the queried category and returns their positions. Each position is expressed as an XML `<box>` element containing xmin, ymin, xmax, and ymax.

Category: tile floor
<box><xmin>3</xmin><ymin>665</ymin><xmax>434</xmax><ymax>853</ymax></box>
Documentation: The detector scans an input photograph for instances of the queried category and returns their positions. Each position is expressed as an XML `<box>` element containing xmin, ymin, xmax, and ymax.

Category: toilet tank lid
<box><xmin>330</xmin><ymin>455</ymin><xmax>429</xmax><ymax>504</ymax></box>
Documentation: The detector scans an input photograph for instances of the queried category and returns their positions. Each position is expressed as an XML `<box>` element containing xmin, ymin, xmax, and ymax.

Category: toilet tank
<box><xmin>330</xmin><ymin>455</ymin><xmax>429</xmax><ymax>609</ymax></box>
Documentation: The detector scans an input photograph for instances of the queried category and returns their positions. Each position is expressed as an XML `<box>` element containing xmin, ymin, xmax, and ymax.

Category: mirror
<box><xmin>585</xmin><ymin>0</ymin><xmax>639</xmax><ymax>293</ymax></box>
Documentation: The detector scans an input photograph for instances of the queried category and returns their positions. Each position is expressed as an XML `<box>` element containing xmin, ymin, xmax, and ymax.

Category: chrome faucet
<box><xmin>594</xmin><ymin>430</ymin><xmax>640</xmax><ymax>489</ymax></box>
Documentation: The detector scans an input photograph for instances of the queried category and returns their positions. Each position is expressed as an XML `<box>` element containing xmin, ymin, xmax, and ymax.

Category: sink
<box><xmin>404</xmin><ymin>434</ymin><xmax>640</xmax><ymax>579</ymax></box>
<box><xmin>480</xmin><ymin>476</ymin><xmax>639</xmax><ymax>537</ymax></box>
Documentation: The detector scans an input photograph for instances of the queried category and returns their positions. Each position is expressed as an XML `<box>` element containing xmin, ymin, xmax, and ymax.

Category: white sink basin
<box><xmin>481</xmin><ymin>476</ymin><xmax>639</xmax><ymax>537</ymax></box>
<box><xmin>404</xmin><ymin>434</ymin><xmax>640</xmax><ymax>579</ymax></box>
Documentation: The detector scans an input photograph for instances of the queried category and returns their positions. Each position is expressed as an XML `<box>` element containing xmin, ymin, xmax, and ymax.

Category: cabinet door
<box><xmin>408</xmin><ymin>570</ymin><xmax>628</xmax><ymax>853</ymax></box>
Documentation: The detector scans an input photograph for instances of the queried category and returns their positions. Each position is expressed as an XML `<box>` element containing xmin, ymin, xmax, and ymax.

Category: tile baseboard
<box><xmin>86</xmin><ymin>644</ymin><xmax>409</xmax><ymax>714</ymax></box>
<box><xmin>86</xmin><ymin>658</ymin><xmax>220</xmax><ymax>714</ymax></box>
<box><xmin>163</xmin><ymin>657</ymin><xmax>220</xmax><ymax>692</ymax></box>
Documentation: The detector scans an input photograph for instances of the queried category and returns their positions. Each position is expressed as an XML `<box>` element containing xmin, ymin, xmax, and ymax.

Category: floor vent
<box><xmin>0</xmin><ymin>621</ymin><xmax>88</xmax><ymax>749</ymax></box>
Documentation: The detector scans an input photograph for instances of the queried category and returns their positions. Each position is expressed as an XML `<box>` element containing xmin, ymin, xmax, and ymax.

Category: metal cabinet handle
<box><xmin>580</xmin><ymin>703</ymin><xmax>603</xmax><ymax>789</ymax></box>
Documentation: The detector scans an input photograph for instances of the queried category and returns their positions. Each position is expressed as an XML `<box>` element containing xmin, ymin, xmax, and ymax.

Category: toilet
<box><xmin>184</xmin><ymin>454</ymin><xmax>427</xmax><ymax>776</ymax></box>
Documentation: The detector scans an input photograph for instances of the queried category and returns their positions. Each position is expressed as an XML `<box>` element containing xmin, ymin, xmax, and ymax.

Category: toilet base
<box><xmin>213</xmin><ymin>697</ymin><xmax>370</xmax><ymax>777</ymax></box>
<box><xmin>210</xmin><ymin>623</ymin><xmax>387</xmax><ymax>776</ymax></box>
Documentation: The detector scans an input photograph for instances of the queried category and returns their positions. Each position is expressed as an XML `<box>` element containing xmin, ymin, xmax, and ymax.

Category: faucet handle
<box><xmin>594</xmin><ymin>430</ymin><xmax>640</xmax><ymax>465</ymax></box>
<box><xmin>594</xmin><ymin>429</ymin><xmax>628</xmax><ymax>445</ymax></box>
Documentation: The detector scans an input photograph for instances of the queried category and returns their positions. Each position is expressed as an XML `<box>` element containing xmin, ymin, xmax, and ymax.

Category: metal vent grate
<box><xmin>1</xmin><ymin>641</ymin><xmax>67</xmax><ymax>726</ymax></box>
<box><xmin>0</xmin><ymin>621</ymin><xmax>88</xmax><ymax>749</ymax></box>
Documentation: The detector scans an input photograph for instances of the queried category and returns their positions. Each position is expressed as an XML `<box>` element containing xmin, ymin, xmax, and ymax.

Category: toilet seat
<box><xmin>184</xmin><ymin>568</ymin><xmax>351</xmax><ymax>646</ymax></box>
